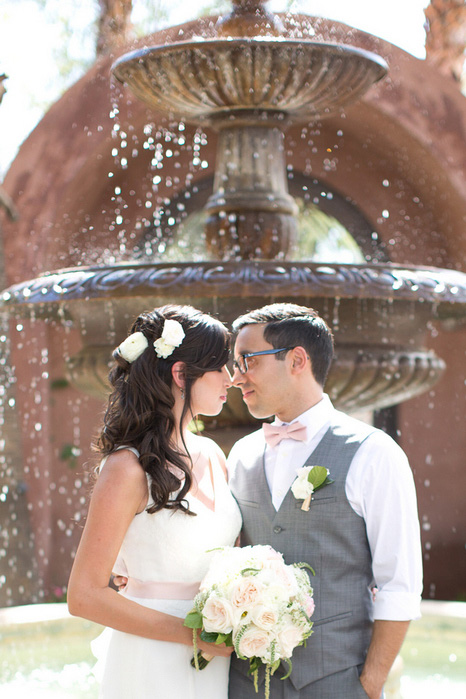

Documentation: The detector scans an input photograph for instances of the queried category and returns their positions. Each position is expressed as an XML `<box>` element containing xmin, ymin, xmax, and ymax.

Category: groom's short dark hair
<box><xmin>232</xmin><ymin>303</ymin><xmax>334</xmax><ymax>387</ymax></box>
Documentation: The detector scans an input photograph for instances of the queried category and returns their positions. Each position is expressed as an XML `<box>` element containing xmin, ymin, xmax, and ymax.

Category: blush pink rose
<box><xmin>263</xmin><ymin>547</ymin><xmax>283</xmax><ymax>562</ymax></box>
<box><xmin>202</xmin><ymin>595</ymin><xmax>236</xmax><ymax>633</ymax></box>
<box><xmin>231</xmin><ymin>577</ymin><xmax>263</xmax><ymax>610</ymax></box>
<box><xmin>304</xmin><ymin>595</ymin><xmax>315</xmax><ymax>618</ymax></box>
<box><xmin>237</xmin><ymin>626</ymin><xmax>271</xmax><ymax>659</ymax></box>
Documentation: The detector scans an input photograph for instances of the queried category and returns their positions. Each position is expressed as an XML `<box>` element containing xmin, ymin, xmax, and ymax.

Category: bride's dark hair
<box><xmin>95</xmin><ymin>305</ymin><xmax>230</xmax><ymax>515</ymax></box>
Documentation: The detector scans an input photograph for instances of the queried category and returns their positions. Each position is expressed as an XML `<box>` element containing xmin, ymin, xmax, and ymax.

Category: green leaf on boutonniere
<box><xmin>307</xmin><ymin>465</ymin><xmax>334</xmax><ymax>491</ymax></box>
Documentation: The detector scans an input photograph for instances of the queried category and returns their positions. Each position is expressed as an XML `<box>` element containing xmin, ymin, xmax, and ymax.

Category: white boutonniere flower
<box><xmin>154</xmin><ymin>319</ymin><xmax>185</xmax><ymax>358</ymax></box>
<box><xmin>291</xmin><ymin>466</ymin><xmax>334</xmax><ymax>511</ymax></box>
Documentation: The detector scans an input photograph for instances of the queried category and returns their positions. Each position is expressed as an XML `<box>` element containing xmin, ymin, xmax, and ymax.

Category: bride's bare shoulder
<box><xmin>99</xmin><ymin>448</ymin><xmax>145</xmax><ymax>483</ymax></box>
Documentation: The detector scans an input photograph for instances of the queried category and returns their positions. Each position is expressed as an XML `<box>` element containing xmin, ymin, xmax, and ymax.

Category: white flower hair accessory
<box><xmin>118</xmin><ymin>331</ymin><xmax>149</xmax><ymax>363</ymax></box>
<box><xmin>153</xmin><ymin>319</ymin><xmax>185</xmax><ymax>359</ymax></box>
<box><xmin>291</xmin><ymin>465</ymin><xmax>334</xmax><ymax>511</ymax></box>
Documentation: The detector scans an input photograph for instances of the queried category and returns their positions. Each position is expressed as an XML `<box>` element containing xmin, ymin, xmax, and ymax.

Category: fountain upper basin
<box><xmin>112</xmin><ymin>39</ymin><xmax>388</xmax><ymax>123</ymax></box>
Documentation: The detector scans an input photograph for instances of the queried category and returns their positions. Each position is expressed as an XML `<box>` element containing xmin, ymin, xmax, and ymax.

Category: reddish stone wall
<box><xmin>399</xmin><ymin>325</ymin><xmax>466</xmax><ymax>601</ymax></box>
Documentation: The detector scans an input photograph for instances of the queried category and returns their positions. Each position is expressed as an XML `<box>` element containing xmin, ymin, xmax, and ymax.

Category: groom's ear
<box><xmin>171</xmin><ymin>361</ymin><xmax>186</xmax><ymax>388</ymax></box>
<box><xmin>289</xmin><ymin>346</ymin><xmax>310</xmax><ymax>375</ymax></box>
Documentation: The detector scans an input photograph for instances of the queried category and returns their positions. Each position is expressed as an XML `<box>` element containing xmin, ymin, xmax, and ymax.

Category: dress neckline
<box><xmin>113</xmin><ymin>442</ymin><xmax>220</xmax><ymax>514</ymax></box>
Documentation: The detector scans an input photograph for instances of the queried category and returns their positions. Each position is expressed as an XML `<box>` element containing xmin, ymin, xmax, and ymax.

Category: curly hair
<box><xmin>95</xmin><ymin>305</ymin><xmax>230</xmax><ymax>515</ymax></box>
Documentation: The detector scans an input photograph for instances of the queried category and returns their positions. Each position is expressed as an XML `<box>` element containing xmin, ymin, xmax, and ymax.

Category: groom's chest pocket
<box><xmin>235</xmin><ymin>496</ymin><xmax>260</xmax><ymax>509</ymax></box>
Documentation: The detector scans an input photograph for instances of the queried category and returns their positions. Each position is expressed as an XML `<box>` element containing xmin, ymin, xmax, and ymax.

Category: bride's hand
<box><xmin>112</xmin><ymin>574</ymin><xmax>128</xmax><ymax>591</ymax></box>
<box><xmin>197</xmin><ymin>636</ymin><xmax>234</xmax><ymax>658</ymax></box>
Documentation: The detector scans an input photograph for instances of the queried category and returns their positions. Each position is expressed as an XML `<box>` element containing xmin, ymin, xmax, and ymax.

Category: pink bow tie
<box><xmin>263</xmin><ymin>421</ymin><xmax>307</xmax><ymax>448</ymax></box>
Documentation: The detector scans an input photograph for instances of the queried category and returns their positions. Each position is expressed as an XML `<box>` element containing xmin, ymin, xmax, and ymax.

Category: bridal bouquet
<box><xmin>184</xmin><ymin>545</ymin><xmax>314</xmax><ymax>698</ymax></box>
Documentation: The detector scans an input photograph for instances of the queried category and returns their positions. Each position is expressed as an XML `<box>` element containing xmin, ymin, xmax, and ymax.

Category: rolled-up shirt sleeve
<box><xmin>346</xmin><ymin>431</ymin><xmax>423</xmax><ymax>621</ymax></box>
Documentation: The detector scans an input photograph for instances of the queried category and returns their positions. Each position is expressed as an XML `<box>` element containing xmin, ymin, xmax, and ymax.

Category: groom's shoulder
<box><xmin>332</xmin><ymin>409</ymin><xmax>376</xmax><ymax>437</ymax></box>
<box><xmin>331</xmin><ymin>409</ymin><xmax>397</xmax><ymax>448</ymax></box>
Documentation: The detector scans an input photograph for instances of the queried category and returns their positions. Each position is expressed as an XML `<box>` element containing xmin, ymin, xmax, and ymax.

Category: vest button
<box><xmin>273</xmin><ymin>525</ymin><xmax>282</xmax><ymax>534</ymax></box>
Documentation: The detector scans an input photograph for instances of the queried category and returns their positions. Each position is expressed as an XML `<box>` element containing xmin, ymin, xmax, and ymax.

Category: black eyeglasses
<box><xmin>233</xmin><ymin>347</ymin><xmax>294</xmax><ymax>375</ymax></box>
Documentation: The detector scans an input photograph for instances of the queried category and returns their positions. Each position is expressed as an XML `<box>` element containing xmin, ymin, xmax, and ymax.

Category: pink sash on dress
<box><xmin>123</xmin><ymin>577</ymin><xmax>200</xmax><ymax>600</ymax></box>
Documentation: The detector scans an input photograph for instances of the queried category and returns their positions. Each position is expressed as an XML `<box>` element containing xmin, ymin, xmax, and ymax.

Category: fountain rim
<box><xmin>1</xmin><ymin>261</ymin><xmax>465</xmax><ymax>309</ymax></box>
<box><xmin>112</xmin><ymin>38</ymin><xmax>388</xmax><ymax>81</ymax></box>
<box><xmin>112</xmin><ymin>38</ymin><xmax>388</xmax><ymax>88</ymax></box>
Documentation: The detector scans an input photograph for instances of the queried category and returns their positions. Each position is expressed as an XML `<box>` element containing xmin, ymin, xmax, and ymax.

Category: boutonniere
<box><xmin>291</xmin><ymin>466</ymin><xmax>334</xmax><ymax>511</ymax></box>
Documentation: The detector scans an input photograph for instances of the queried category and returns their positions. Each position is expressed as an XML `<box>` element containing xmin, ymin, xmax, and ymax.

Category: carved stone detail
<box><xmin>112</xmin><ymin>40</ymin><xmax>387</xmax><ymax>124</ymax></box>
<box><xmin>3</xmin><ymin>262</ymin><xmax>466</xmax><ymax>312</ymax></box>
<box><xmin>2</xmin><ymin>260</ymin><xmax>461</xmax><ymax>412</ymax></box>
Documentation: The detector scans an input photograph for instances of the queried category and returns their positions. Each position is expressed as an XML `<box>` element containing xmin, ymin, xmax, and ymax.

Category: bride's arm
<box><xmin>67</xmin><ymin>451</ymin><xmax>231</xmax><ymax>656</ymax></box>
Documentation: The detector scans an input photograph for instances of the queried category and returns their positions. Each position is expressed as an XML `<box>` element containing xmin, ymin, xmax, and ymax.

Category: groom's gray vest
<box><xmin>229</xmin><ymin>411</ymin><xmax>376</xmax><ymax>690</ymax></box>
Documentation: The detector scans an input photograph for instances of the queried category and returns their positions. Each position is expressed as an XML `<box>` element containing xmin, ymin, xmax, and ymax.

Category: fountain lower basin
<box><xmin>2</xmin><ymin>261</ymin><xmax>465</xmax><ymax>413</ymax></box>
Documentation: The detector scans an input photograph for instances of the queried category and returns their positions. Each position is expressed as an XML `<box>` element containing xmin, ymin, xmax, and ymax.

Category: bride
<box><xmin>68</xmin><ymin>305</ymin><xmax>242</xmax><ymax>698</ymax></box>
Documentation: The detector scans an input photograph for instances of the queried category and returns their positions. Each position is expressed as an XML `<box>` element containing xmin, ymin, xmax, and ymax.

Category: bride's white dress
<box><xmin>92</xmin><ymin>445</ymin><xmax>242</xmax><ymax>698</ymax></box>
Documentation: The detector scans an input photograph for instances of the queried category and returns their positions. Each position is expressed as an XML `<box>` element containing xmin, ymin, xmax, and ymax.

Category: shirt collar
<box><xmin>273</xmin><ymin>394</ymin><xmax>334</xmax><ymax>443</ymax></box>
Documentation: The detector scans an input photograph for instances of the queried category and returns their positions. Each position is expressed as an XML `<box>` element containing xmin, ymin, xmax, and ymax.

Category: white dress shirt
<box><xmin>229</xmin><ymin>394</ymin><xmax>423</xmax><ymax>622</ymax></box>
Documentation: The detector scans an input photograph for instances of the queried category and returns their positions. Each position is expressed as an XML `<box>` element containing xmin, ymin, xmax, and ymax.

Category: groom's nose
<box><xmin>231</xmin><ymin>365</ymin><xmax>244</xmax><ymax>386</ymax></box>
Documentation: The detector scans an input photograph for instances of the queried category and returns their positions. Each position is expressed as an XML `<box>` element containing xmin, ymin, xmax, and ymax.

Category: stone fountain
<box><xmin>2</xmin><ymin>0</ymin><xmax>466</xmax><ymax>431</ymax></box>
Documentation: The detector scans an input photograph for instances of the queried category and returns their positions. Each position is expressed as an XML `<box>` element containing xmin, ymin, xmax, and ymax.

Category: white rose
<box><xmin>236</xmin><ymin>625</ymin><xmax>271</xmax><ymax>660</ymax></box>
<box><xmin>277</xmin><ymin>621</ymin><xmax>304</xmax><ymax>658</ymax></box>
<box><xmin>202</xmin><ymin>595</ymin><xmax>237</xmax><ymax>634</ymax></box>
<box><xmin>161</xmin><ymin>319</ymin><xmax>185</xmax><ymax>346</ymax></box>
<box><xmin>153</xmin><ymin>338</ymin><xmax>174</xmax><ymax>359</ymax></box>
<box><xmin>291</xmin><ymin>467</ymin><xmax>315</xmax><ymax>500</ymax></box>
<box><xmin>118</xmin><ymin>331</ymin><xmax>148</xmax><ymax>363</ymax></box>
<box><xmin>266</xmin><ymin>560</ymin><xmax>298</xmax><ymax>595</ymax></box>
<box><xmin>249</xmin><ymin>605</ymin><xmax>278</xmax><ymax>631</ymax></box>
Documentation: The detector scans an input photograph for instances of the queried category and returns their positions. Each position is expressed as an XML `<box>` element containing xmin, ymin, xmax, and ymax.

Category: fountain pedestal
<box><xmin>205</xmin><ymin>124</ymin><xmax>298</xmax><ymax>259</ymax></box>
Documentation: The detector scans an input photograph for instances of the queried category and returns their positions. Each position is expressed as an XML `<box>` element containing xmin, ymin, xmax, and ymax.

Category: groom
<box><xmin>227</xmin><ymin>303</ymin><xmax>422</xmax><ymax>699</ymax></box>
